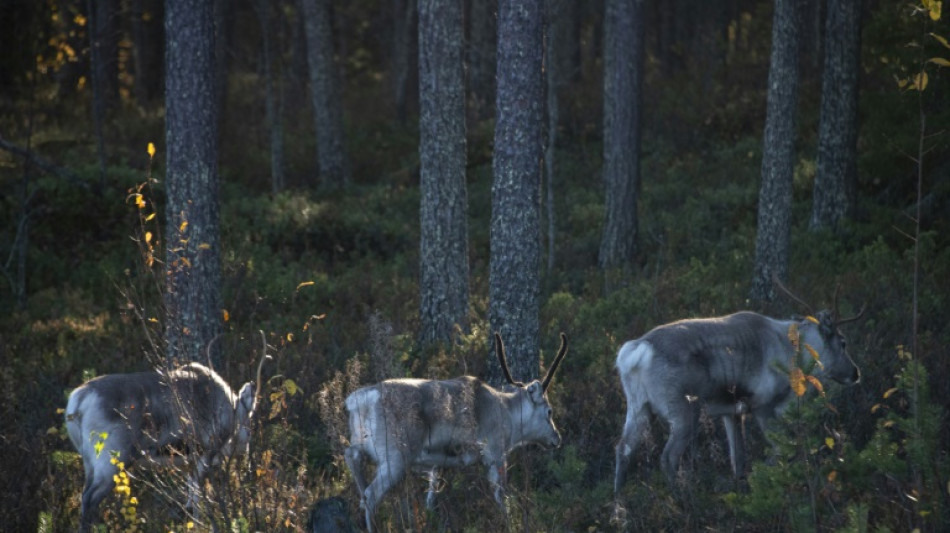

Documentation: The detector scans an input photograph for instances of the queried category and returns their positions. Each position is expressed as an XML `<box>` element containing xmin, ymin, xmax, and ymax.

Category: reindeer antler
<box><xmin>772</xmin><ymin>274</ymin><xmax>815</xmax><ymax>315</ymax></box>
<box><xmin>541</xmin><ymin>333</ymin><xmax>569</xmax><ymax>392</ymax></box>
<box><xmin>494</xmin><ymin>332</ymin><xmax>522</xmax><ymax>386</ymax></box>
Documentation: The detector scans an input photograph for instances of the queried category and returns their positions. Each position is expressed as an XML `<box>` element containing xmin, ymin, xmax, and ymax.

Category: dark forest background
<box><xmin>1</xmin><ymin>0</ymin><xmax>949</xmax><ymax>531</ymax></box>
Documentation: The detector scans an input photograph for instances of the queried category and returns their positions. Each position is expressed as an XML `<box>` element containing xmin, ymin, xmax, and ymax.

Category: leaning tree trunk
<box><xmin>599</xmin><ymin>0</ymin><xmax>644</xmax><ymax>274</ymax></box>
<box><xmin>417</xmin><ymin>0</ymin><xmax>469</xmax><ymax>346</ymax></box>
<box><xmin>164</xmin><ymin>0</ymin><xmax>222</xmax><ymax>365</ymax></box>
<box><xmin>751</xmin><ymin>0</ymin><xmax>801</xmax><ymax>302</ymax></box>
<box><xmin>488</xmin><ymin>0</ymin><xmax>544</xmax><ymax>384</ymax></box>
<box><xmin>810</xmin><ymin>0</ymin><xmax>862</xmax><ymax>232</ymax></box>
<box><xmin>299</xmin><ymin>0</ymin><xmax>350</xmax><ymax>189</ymax></box>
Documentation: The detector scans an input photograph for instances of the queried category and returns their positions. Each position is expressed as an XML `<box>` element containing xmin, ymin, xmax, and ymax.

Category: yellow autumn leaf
<box><xmin>805</xmin><ymin>315</ymin><xmax>819</xmax><ymax>325</ymax></box>
<box><xmin>789</xmin><ymin>367</ymin><xmax>806</xmax><ymax>397</ymax></box>
<box><xmin>283</xmin><ymin>378</ymin><xmax>301</xmax><ymax>396</ymax></box>
<box><xmin>929</xmin><ymin>0</ymin><xmax>941</xmax><ymax>21</ymax></box>
<box><xmin>286</xmin><ymin>332</ymin><xmax>294</xmax><ymax>342</ymax></box>
<box><xmin>147</xmin><ymin>142</ymin><xmax>156</xmax><ymax>158</ymax></box>
<box><xmin>180</xmin><ymin>257</ymin><xmax>191</xmax><ymax>267</ymax></box>
<box><xmin>805</xmin><ymin>343</ymin><xmax>824</xmax><ymax>370</ymax></box>
<box><xmin>931</xmin><ymin>32</ymin><xmax>950</xmax><ymax>50</ymax></box>
<box><xmin>912</xmin><ymin>71</ymin><xmax>929</xmax><ymax>91</ymax></box>
<box><xmin>145</xmin><ymin>231</ymin><xmax>152</xmax><ymax>244</ymax></box>
<box><xmin>132</xmin><ymin>194</ymin><xmax>146</xmax><ymax>209</ymax></box>
<box><xmin>871</xmin><ymin>403</ymin><xmax>882</xmax><ymax>413</ymax></box>
<box><xmin>825</xmin><ymin>437</ymin><xmax>835</xmax><ymax>449</ymax></box>
<box><xmin>883</xmin><ymin>387</ymin><xmax>898</xmax><ymax>398</ymax></box>
<box><xmin>179</xmin><ymin>220</ymin><xmax>188</xmax><ymax>233</ymax></box>
<box><xmin>928</xmin><ymin>57</ymin><xmax>950</xmax><ymax>67</ymax></box>
<box><xmin>144</xmin><ymin>212</ymin><xmax>156</xmax><ymax>221</ymax></box>
<box><xmin>883</xmin><ymin>420</ymin><xmax>896</xmax><ymax>428</ymax></box>
<box><xmin>198</xmin><ymin>242</ymin><xmax>211</xmax><ymax>250</ymax></box>
<box><xmin>805</xmin><ymin>375</ymin><xmax>825</xmax><ymax>396</ymax></box>
<box><xmin>222</xmin><ymin>309</ymin><xmax>230</xmax><ymax>322</ymax></box>
<box><xmin>827</xmin><ymin>470</ymin><xmax>838</xmax><ymax>482</ymax></box>
<box><xmin>296</xmin><ymin>280</ymin><xmax>315</xmax><ymax>291</ymax></box>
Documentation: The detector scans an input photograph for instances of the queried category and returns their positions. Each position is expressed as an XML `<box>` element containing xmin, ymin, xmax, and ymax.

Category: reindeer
<box><xmin>613</xmin><ymin>280</ymin><xmax>864</xmax><ymax>494</ymax></box>
<box><xmin>65</xmin><ymin>335</ymin><xmax>269</xmax><ymax>531</ymax></box>
<box><xmin>344</xmin><ymin>332</ymin><xmax>568</xmax><ymax>531</ymax></box>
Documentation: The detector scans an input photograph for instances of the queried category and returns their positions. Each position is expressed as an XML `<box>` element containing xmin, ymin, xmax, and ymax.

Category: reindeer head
<box><xmin>228</xmin><ymin>333</ymin><xmax>271</xmax><ymax>456</ymax></box>
<box><xmin>774</xmin><ymin>276</ymin><xmax>864</xmax><ymax>385</ymax></box>
<box><xmin>494</xmin><ymin>332</ymin><xmax>568</xmax><ymax>448</ymax></box>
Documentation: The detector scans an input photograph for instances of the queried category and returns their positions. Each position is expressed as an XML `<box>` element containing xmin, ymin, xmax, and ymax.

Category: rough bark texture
<box><xmin>164</xmin><ymin>0</ymin><xmax>222</xmax><ymax>364</ymax></box>
<box><xmin>299</xmin><ymin>0</ymin><xmax>350</xmax><ymax>188</ymax></box>
<box><xmin>751</xmin><ymin>0</ymin><xmax>801</xmax><ymax>302</ymax></box>
<box><xmin>418</xmin><ymin>0</ymin><xmax>469</xmax><ymax>346</ymax></box>
<box><xmin>810</xmin><ymin>0</ymin><xmax>862</xmax><ymax>231</ymax></box>
<box><xmin>599</xmin><ymin>0</ymin><xmax>644</xmax><ymax>271</ymax></box>
<box><xmin>488</xmin><ymin>0</ymin><xmax>543</xmax><ymax>385</ymax></box>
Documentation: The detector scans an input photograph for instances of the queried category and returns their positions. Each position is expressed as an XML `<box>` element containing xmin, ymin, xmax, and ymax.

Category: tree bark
<box><xmin>299</xmin><ymin>0</ymin><xmax>350</xmax><ymax>189</ymax></box>
<box><xmin>810</xmin><ymin>0</ymin><xmax>862</xmax><ymax>232</ymax></box>
<box><xmin>164</xmin><ymin>0</ymin><xmax>222</xmax><ymax>364</ymax></box>
<box><xmin>599</xmin><ymin>0</ymin><xmax>644</xmax><ymax>273</ymax></box>
<box><xmin>751</xmin><ymin>0</ymin><xmax>801</xmax><ymax>302</ymax></box>
<box><xmin>488</xmin><ymin>0</ymin><xmax>543</xmax><ymax>385</ymax></box>
<box><xmin>255</xmin><ymin>0</ymin><xmax>286</xmax><ymax>193</ymax></box>
<box><xmin>418</xmin><ymin>0</ymin><xmax>469</xmax><ymax>346</ymax></box>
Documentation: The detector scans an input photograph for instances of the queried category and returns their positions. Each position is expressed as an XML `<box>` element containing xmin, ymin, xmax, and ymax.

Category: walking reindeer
<box><xmin>614</xmin><ymin>280</ymin><xmax>864</xmax><ymax>494</ymax></box>
<box><xmin>65</xmin><ymin>335</ymin><xmax>269</xmax><ymax>531</ymax></box>
<box><xmin>344</xmin><ymin>332</ymin><xmax>568</xmax><ymax>531</ymax></box>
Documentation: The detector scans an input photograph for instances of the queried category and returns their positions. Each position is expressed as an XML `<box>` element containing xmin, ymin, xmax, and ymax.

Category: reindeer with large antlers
<box><xmin>344</xmin><ymin>332</ymin><xmax>568</xmax><ymax>531</ymax></box>
<box><xmin>65</xmin><ymin>335</ymin><xmax>270</xmax><ymax>531</ymax></box>
<box><xmin>613</xmin><ymin>279</ymin><xmax>864</xmax><ymax>494</ymax></box>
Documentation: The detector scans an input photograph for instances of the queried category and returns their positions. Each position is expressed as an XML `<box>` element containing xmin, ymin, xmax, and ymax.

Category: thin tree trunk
<box><xmin>466</xmin><ymin>0</ymin><xmax>497</xmax><ymax>120</ymax></box>
<box><xmin>810</xmin><ymin>0</ymin><xmax>862</xmax><ymax>231</ymax></box>
<box><xmin>488</xmin><ymin>0</ymin><xmax>544</xmax><ymax>384</ymax></box>
<box><xmin>164</xmin><ymin>0</ymin><xmax>222</xmax><ymax>364</ymax></box>
<box><xmin>299</xmin><ymin>0</ymin><xmax>350</xmax><ymax>188</ymax></box>
<box><xmin>392</xmin><ymin>0</ymin><xmax>416</xmax><ymax>123</ymax></box>
<box><xmin>599</xmin><ymin>0</ymin><xmax>644</xmax><ymax>273</ymax></box>
<box><xmin>418</xmin><ymin>0</ymin><xmax>469</xmax><ymax>346</ymax></box>
<box><xmin>751</xmin><ymin>0</ymin><xmax>801</xmax><ymax>302</ymax></box>
<box><xmin>255</xmin><ymin>0</ymin><xmax>285</xmax><ymax>193</ymax></box>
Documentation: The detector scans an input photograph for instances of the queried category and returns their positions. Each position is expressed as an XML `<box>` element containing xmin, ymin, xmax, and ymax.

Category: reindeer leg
<box><xmin>486</xmin><ymin>460</ymin><xmax>508</xmax><ymax>508</ymax></box>
<box><xmin>425</xmin><ymin>468</ymin><xmax>440</xmax><ymax>510</ymax></box>
<box><xmin>721</xmin><ymin>415</ymin><xmax>746</xmax><ymax>478</ymax></box>
<box><xmin>615</xmin><ymin>402</ymin><xmax>649</xmax><ymax>495</ymax></box>
<box><xmin>343</xmin><ymin>446</ymin><xmax>368</xmax><ymax>499</ymax></box>
<box><xmin>362</xmin><ymin>454</ymin><xmax>406</xmax><ymax>533</ymax></box>
<box><xmin>660</xmin><ymin>403</ymin><xmax>699</xmax><ymax>483</ymax></box>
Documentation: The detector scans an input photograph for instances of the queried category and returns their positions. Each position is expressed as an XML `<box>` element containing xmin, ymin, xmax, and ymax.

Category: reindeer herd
<box><xmin>64</xmin><ymin>284</ymin><xmax>864</xmax><ymax>531</ymax></box>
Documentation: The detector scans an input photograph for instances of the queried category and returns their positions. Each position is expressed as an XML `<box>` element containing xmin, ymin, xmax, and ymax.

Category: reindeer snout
<box><xmin>550</xmin><ymin>431</ymin><xmax>562</xmax><ymax>448</ymax></box>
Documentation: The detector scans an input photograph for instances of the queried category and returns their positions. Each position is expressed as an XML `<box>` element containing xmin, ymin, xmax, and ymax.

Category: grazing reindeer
<box><xmin>65</xmin><ymin>336</ymin><xmax>269</xmax><ymax>531</ymax></box>
<box><xmin>344</xmin><ymin>332</ymin><xmax>568</xmax><ymax>531</ymax></box>
<box><xmin>614</xmin><ymin>281</ymin><xmax>864</xmax><ymax>494</ymax></box>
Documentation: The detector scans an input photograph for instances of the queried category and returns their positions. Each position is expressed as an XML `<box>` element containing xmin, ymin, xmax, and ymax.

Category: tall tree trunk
<box><xmin>545</xmin><ymin>0</ymin><xmax>567</xmax><ymax>273</ymax></box>
<box><xmin>466</xmin><ymin>0</ymin><xmax>497</xmax><ymax>121</ymax></box>
<box><xmin>130</xmin><ymin>0</ymin><xmax>164</xmax><ymax>105</ymax></box>
<box><xmin>751</xmin><ymin>0</ymin><xmax>801</xmax><ymax>302</ymax></box>
<box><xmin>599</xmin><ymin>0</ymin><xmax>644</xmax><ymax>273</ymax></box>
<box><xmin>488</xmin><ymin>0</ymin><xmax>544</xmax><ymax>385</ymax></box>
<box><xmin>810</xmin><ymin>0</ymin><xmax>862</xmax><ymax>231</ymax></box>
<box><xmin>391</xmin><ymin>0</ymin><xmax>416</xmax><ymax>124</ymax></box>
<box><xmin>418</xmin><ymin>0</ymin><xmax>469</xmax><ymax>346</ymax></box>
<box><xmin>255</xmin><ymin>0</ymin><xmax>286</xmax><ymax>193</ymax></box>
<box><xmin>299</xmin><ymin>0</ymin><xmax>351</xmax><ymax>188</ymax></box>
<box><xmin>164</xmin><ymin>0</ymin><xmax>222</xmax><ymax>365</ymax></box>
